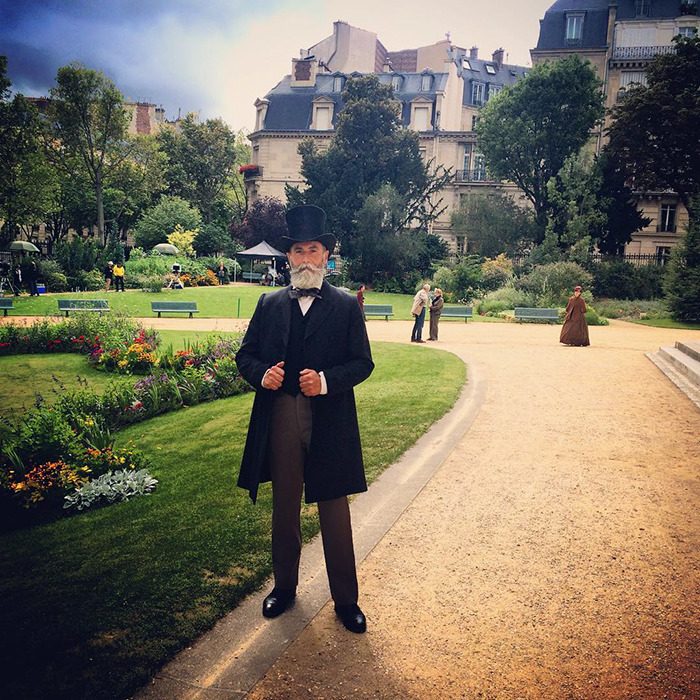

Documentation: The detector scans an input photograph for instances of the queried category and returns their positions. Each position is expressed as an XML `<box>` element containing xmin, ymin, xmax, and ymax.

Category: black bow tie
<box><xmin>289</xmin><ymin>287</ymin><xmax>322</xmax><ymax>299</ymax></box>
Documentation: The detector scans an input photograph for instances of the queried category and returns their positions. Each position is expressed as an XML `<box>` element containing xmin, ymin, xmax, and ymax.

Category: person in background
<box><xmin>112</xmin><ymin>262</ymin><xmax>125</xmax><ymax>292</ymax></box>
<box><xmin>104</xmin><ymin>261</ymin><xmax>114</xmax><ymax>291</ymax></box>
<box><xmin>217</xmin><ymin>261</ymin><xmax>227</xmax><ymax>285</ymax></box>
<box><xmin>235</xmin><ymin>204</ymin><xmax>374</xmax><ymax>634</ymax></box>
<box><xmin>410</xmin><ymin>283</ymin><xmax>431</xmax><ymax>343</ymax></box>
<box><xmin>12</xmin><ymin>263</ymin><xmax>22</xmax><ymax>296</ymax></box>
<box><xmin>428</xmin><ymin>287</ymin><xmax>444</xmax><ymax>341</ymax></box>
<box><xmin>356</xmin><ymin>284</ymin><xmax>366</xmax><ymax>320</ymax></box>
<box><xmin>27</xmin><ymin>260</ymin><xmax>40</xmax><ymax>296</ymax></box>
<box><xmin>559</xmin><ymin>285</ymin><xmax>590</xmax><ymax>346</ymax></box>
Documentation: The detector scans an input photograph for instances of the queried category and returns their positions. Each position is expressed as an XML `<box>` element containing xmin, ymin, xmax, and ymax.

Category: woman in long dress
<box><xmin>560</xmin><ymin>285</ymin><xmax>590</xmax><ymax>346</ymax></box>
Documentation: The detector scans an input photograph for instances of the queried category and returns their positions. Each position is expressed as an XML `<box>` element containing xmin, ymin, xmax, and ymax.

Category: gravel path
<box><xmin>246</xmin><ymin>319</ymin><xmax>700</xmax><ymax>700</ymax></box>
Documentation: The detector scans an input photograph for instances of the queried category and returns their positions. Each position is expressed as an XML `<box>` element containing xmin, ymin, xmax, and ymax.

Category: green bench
<box><xmin>151</xmin><ymin>301</ymin><xmax>199</xmax><ymax>318</ymax></box>
<box><xmin>441</xmin><ymin>305</ymin><xmax>473</xmax><ymax>322</ymax></box>
<box><xmin>242</xmin><ymin>272</ymin><xmax>262</xmax><ymax>282</ymax></box>
<box><xmin>364</xmin><ymin>304</ymin><xmax>394</xmax><ymax>320</ymax></box>
<box><xmin>0</xmin><ymin>298</ymin><xmax>14</xmax><ymax>316</ymax></box>
<box><xmin>57</xmin><ymin>299</ymin><xmax>110</xmax><ymax>317</ymax></box>
<box><xmin>514</xmin><ymin>307</ymin><xmax>559</xmax><ymax>323</ymax></box>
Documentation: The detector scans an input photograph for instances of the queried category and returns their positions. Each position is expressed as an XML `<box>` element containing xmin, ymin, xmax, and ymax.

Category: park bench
<box><xmin>57</xmin><ymin>299</ymin><xmax>110</xmax><ymax>317</ymax></box>
<box><xmin>441</xmin><ymin>306</ymin><xmax>473</xmax><ymax>322</ymax></box>
<box><xmin>242</xmin><ymin>272</ymin><xmax>262</xmax><ymax>283</ymax></box>
<box><xmin>151</xmin><ymin>301</ymin><xmax>199</xmax><ymax>318</ymax></box>
<box><xmin>0</xmin><ymin>298</ymin><xmax>14</xmax><ymax>316</ymax></box>
<box><xmin>364</xmin><ymin>304</ymin><xmax>394</xmax><ymax>320</ymax></box>
<box><xmin>514</xmin><ymin>307</ymin><xmax>560</xmax><ymax>323</ymax></box>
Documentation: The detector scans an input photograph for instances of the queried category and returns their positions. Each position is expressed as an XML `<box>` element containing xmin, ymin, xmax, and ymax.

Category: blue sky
<box><xmin>0</xmin><ymin>0</ymin><xmax>554</xmax><ymax>132</ymax></box>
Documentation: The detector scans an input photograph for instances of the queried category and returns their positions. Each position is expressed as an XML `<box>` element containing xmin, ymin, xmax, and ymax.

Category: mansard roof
<box><xmin>536</xmin><ymin>1</ymin><xmax>692</xmax><ymax>52</ymax></box>
<box><xmin>261</xmin><ymin>70</ymin><xmax>449</xmax><ymax>132</ymax></box>
<box><xmin>536</xmin><ymin>1</ymin><xmax>610</xmax><ymax>50</ymax></box>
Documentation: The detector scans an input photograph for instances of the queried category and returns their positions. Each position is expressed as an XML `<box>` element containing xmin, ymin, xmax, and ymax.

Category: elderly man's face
<box><xmin>287</xmin><ymin>241</ymin><xmax>328</xmax><ymax>288</ymax></box>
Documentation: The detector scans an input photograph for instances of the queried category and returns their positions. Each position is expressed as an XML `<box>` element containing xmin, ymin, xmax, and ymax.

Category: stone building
<box><xmin>244</xmin><ymin>21</ymin><xmax>530</xmax><ymax>253</ymax></box>
<box><xmin>532</xmin><ymin>0</ymin><xmax>699</xmax><ymax>257</ymax></box>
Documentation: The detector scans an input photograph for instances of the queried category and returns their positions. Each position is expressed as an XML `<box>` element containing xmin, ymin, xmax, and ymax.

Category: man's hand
<box><xmin>299</xmin><ymin>368</ymin><xmax>322</xmax><ymax>397</ymax></box>
<box><xmin>262</xmin><ymin>361</ymin><xmax>285</xmax><ymax>390</ymax></box>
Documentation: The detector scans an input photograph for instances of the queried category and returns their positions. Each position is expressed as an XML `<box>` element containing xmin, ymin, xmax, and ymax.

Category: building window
<box><xmin>659</xmin><ymin>204</ymin><xmax>676</xmax><ymax>232</ymax></box>
<box><xmin>391</xmin><ymin>74</ymin><xmax>403</xmax><ymax>92</ymax></box>
<box><xmin>420</xmin><ymin>73</ymin><xmax>433</xmax><ymax>92</ymax></box>
<box><xmin>462</xmin><ymin>58</ymin><xmax>472</xmax><ymax>71</ymax></box>
<box><xmin>635</xmin><ymin>0</ymin><xmax>651</xmax><ymax>17</ymax></box>
<box><xmin>471</xmin><ymin>115</ymin><xmax>480</xmax><ymax>131</ymax></box>
<box><xmin>414</xmin><ymin>106</ymin><xmax>430</xmax><ymax>130</ymax></box>
<box><xmin>566</xmin><ymin>13</ymin><xmax>584</xmax><ymax>45</ymax></box>
<box><xmin>332</xmin><ymin>76</ymin><xmax>344</xmax><ymax>92</ymax></box>
<box><xmin>473</xmin><ymin>154</ymin><xmax>487</xmax><ymax>181</ymax></box>
<box><xmin>656</xmin><ymin>246</ymin><xmax>672</xmax><ymax>264</ymax></box>
<box><xmin>488</xmin><ymin>84</ymin><xmax>503</xmax><ymax>101</ymax></box>
<box><xmin>620</xmin><ymin>71</ymin><xmax>647</xmax><ymax>88</ymax></box>
<box><xmin>313</xmin><ymin>105</ymin><xmax>332</xmax><ymax>130</ymax></box>
<box><xmin>471</xmin><ymin>81</ymin><xmax>485</xmax><ymax>106</ymax></box>
<box><xmin>418</xmin><ymin>147</ymin><xmax>427</xmax><ymax>162</ymax></box>
<box><xmin>462</xmin><ymin>144</ymin><xmax>472</xmax><ymax>172</ymax></box>
<box><xmin>677</xmin><ymin>26</ymin><xmax>697</xmax><ymax>38</ymax></box>
<box><xmin>485</xmin><ymin>64</ymin><xmax>497</xmax><ymax>75</ymax></box>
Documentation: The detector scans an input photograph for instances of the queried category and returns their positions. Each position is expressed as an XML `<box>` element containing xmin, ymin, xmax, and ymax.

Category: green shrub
<box><xmin>38</xmin><ymin>259</ymin><xmax>69</xmax><ymax>292</ymax></box>
<box><xmin>591</xmin><ymin>260</ymin><xmax>663</xmax><ymax>300</ymax></box>
<box><xmin>63</xmin><ymin>468</ymin><xmax>158</xmax><ymax>512</ymax></box>
<box><xmin>585</xmin><ymin>306</ymin><xmax>609</xmax><ymax>326</ymax></box>
<box><xmin>476</xmin><ymin>285</ymin><xmax>535</xmax><ymax>315</ymax></box>
<box><xmin>594</xmin><ymin>298</ymin><xmax>669</xmax><ymax>320</ymax></box>
<box><xmin>517</xmin><ymin>262</ymin><xmax>593</xmax><ymax>307</ymax></box>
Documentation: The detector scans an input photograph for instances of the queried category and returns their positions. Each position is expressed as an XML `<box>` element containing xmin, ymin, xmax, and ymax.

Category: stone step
<box><xmin>658</xmin><ymin>345</ymin><xmax>700</xmax><ymax>387</ymax></box>
<box><xmin>676</xmin><ymin>340</ymin><xmax>700</xmax><ymax>364</ymax></box>
<box><xmin>646</xmin><ymin>349</ymin><xmax>700</xmax><ymax>410</ymax></box>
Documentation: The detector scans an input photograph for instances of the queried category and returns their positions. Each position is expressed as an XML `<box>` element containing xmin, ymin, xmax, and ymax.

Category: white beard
<box><xmin>290</xmin><ymin>263</ymin><xmax>325</xmax><ymax>289</ymax></box>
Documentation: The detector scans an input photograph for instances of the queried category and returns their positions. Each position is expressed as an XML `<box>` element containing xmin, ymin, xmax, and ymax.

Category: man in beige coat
<box><xmin>410</xmin><ymin>283</ymin><xmax>431</xmax><ymax>343</ymax></box>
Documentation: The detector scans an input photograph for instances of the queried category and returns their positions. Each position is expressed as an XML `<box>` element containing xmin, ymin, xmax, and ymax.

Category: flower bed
<box><xmin>0</xmin><ymin>318</ymin><xmax>252</xmax><ymax>527</ymax></box>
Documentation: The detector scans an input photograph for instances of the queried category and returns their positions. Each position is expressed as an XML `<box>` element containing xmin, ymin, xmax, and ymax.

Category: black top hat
<box><xmin>280</xmin><ymin>205</ymin><xmax>337</xmax><ymax>253</ymax></box>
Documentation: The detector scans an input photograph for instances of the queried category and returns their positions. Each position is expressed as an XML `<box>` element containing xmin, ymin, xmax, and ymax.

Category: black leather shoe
<box><xmin>334</xmin><ymin>603</ymin><xmax>367</xmax><ymax>633</ymax></box>
<box><xmin>262</xmin><ymin>588</ymin><xmax>296</xmax><ymax>618</ymax></box>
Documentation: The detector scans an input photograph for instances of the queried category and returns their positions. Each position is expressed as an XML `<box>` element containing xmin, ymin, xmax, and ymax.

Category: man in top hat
<box><xmin>236</xmin><ymin>204</ymin><xmax>374</xmax><ymax>633</ymax></box>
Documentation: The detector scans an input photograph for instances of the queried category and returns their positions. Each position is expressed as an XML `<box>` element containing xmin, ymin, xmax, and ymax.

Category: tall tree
<box><xmin>450</xmin><ymin>192</ymin><xmax>536</xmax><ymax>257</ymax></box>
<box><xmin>46</xmin><ymin>63</ymin><xmax>130</xmax><ymax>244</ymax></box>
<box><xmin>605</xmin><ymin>36</ymin><xmax>700</xmax><ymax>213</ymax></box>
<box><xmin>476</xmin><ymin>55</ymin><xmax>604</xmax><ymax>241</ymax></box>
<box><xmin>0</xmin><ymin>56</ymin><xmax>56</xmax><ymax>243</ymax></box>
<box><xmin>157</xmin><ymin>115</ymin><xmax>249</xmax><ymax>228</ymax></box>
<box><xmin>286</xmin><ymin>75</ymin><xmax>452</xmax><ymax>257</ymax></box>
<box><xmin>231</xmin><ymin>196</ymin><xmax>288</xmax><ymax>250</ymax></box>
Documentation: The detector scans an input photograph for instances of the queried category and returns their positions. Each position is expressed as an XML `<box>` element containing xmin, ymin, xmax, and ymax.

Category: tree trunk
<box><xmin>95</xmin><ymin>171</ymin><xmax>105</xmax><ymax>246</ymax></box>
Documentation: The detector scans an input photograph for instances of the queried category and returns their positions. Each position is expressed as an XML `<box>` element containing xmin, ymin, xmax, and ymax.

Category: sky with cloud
<box><xmin>0</xmin><ymin>0</ymin><xmax>555</xmax><ymax>132</ymax></box>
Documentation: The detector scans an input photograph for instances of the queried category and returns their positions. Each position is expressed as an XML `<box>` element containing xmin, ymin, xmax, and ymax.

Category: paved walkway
<box><xmin>124</xmin><ymin>316</ymin><xmax>700</xmax><ymax>700</ymax></box>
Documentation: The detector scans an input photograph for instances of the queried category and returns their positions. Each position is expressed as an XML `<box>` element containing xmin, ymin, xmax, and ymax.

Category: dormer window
<box><xmin>311</xmin><ymin>97</ymin><xmax>335</xmax><ymax>131</ymax></box>
<box><xmin>471</xmin><ymin>81</ymin><xmax>485</xmax><ymax>106</ymax></box>
<box><xmin>420</xmin><ymin>73</ymin><xmax>433</xmax><ymax>92</ymax></box>
<box><xmin>566</xmin><ymin>13</ymin><xmax>584</xmax><ymax>45</ymax></box>
<box><xmin>485</xmin><ymin>64</ymin><xmax>496</xmax><ymax>75</ymax></box>
<box><xmin>462</xmin><ymin>58</ymin><xmax>472</xmax><ymax>71</ymax></box>
<box><xmin>391</xmin><ymin>74</ymin><xmax>403</xmax><ymax>92</ymax></box>
<box><xmin>635</xmin><ymin>0</ymin><xmax>651</xmax><ymax>17</ymax></box>
<box><xmin>332</xmin><ymin>75</ymin><xmax>345</xmax><ymax>93</ymax></box>
<box><xmin>488</xmin><ymin>84</ymin><xmax>503</xmax><ymax>100</ymax></box>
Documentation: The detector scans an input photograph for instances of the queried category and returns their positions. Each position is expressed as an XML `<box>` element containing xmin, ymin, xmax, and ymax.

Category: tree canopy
<box><xmin>476</xmin><ymin>55</ymin><xmax>604</xmax><ymax>240</ymax></box>
<box><xmin>286</xmin><ymin>75</ymin><xmax>451</xmax><ymax>260</ymax></box>
<box><xmin>133</xmin><ymin>195</ymin><xmax>202</xmax><ymax>250</ymax></box>
<box><xmin>47</xmin><ymin>63</ymin><xmax>131</xmax><ymax>244</ymax></box>
<box><xmin>157</xmin><ymin>115</ymin><xmax>249</xmax><ymax>229</ymax></box>
<box><xmin>605</xmin><ymin>36</ymin><xmax>700</xmax><ymax>211</ymax></box>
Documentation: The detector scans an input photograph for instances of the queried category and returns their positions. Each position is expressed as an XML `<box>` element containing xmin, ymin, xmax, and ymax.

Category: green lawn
<box><xmin>0</xmin><ymin>341</ymin><xmax>465</xmax><ymax>700</ymax></box>
<box><xmin>0</xmin><ymin>353</ymin><xmax>131</xmax><ymax>414</ymax></box>
<box><xmin>4</xmin><ymin>285</ymin><xmax>490</xmax><ymax>322</ymax></box>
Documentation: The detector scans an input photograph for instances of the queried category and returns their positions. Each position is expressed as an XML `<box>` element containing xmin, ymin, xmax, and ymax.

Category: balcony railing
<box><xmin>612</xmin><ymin>45</ymin><xmax>676</xmax><ymax>60</ymax></box>
<box><xmin>455</xmin><ymin>169</ymin><xmax>491</xmax><ymax>183</ymax></box>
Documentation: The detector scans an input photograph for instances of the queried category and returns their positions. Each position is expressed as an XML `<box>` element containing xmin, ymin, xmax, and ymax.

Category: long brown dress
<box><xmin>559</xmin><ymin>295</ymin><xmax>590</xmax><ymax>346</ymax></box>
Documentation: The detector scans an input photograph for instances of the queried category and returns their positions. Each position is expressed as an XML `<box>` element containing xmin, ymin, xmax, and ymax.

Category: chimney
<box><xmin>469</xmin><ymin>46</ymin><xmax>478</xmax><ymax>60</ymax></box>
<box><xmin>291</xmin><ymin>57</ymin><xmax>318</xmax><ymax>87</ymax></box>
<box><xmin>492</xmin><ymin>48</ymin><xmax>504</xmax><ymax>67</ymax></box>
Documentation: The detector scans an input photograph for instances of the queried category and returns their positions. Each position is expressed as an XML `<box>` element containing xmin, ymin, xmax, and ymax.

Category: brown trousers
<box><xmin>268</xmin><ymin>392</ymin><xmax>358</xmax><ymax>605</ymax></box>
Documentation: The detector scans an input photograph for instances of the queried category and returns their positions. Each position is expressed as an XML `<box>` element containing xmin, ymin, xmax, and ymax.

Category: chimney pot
<box><xmin>469</xmin><ymin>46</ymin><xmax>478</xmax><ymax>60</ymax></box>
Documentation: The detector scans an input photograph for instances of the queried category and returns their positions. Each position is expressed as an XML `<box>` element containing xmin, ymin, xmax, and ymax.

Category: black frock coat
<box><xmin>235</xmin><ymin>281</ymin><xmax>374</xmax><ymax>504</ymax></box>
